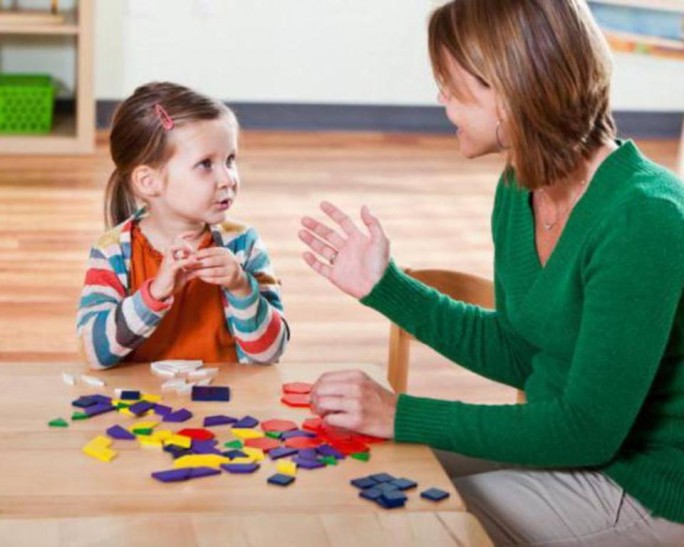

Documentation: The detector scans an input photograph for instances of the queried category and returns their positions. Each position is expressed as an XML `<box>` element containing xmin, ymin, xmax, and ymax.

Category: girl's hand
<box><xmin>149</xmin><ymin>233</ymin><xmax>200</xmax><ymax>301</ymax></box>
<box><xmin>310</xmin><ymin>370</ymin><xmax>398</xmax><ymax>439</ymax></box>
<box><xmin>299</xmin><ymin>201</ymin><xmax>390</xmax><ymax>299</ymax></box>
<box><xmin>189</xmin><ymin>247</ymin><xmax>251</xmax><ymax>296</ymax></box>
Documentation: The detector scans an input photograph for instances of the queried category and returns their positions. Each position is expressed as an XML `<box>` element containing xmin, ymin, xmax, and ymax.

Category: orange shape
<box><xmin>281</xmin><ymin>393</ymin><xmax>311</xmax><ymax>408</ymax></box>
<box><xmin>282</xmin><ymin>382</ymin><xmax>313</xmax><ymax>394</ymax></box>
<box><xmin>284</xmin><ymin>436</ymin><xmax>322</xmax><ymax>449</ymax></box>
<box><xmin>244</xmin><ymin>437</ymin><xmax>281</xmax><ymax>452</ymax></box>
<box><xmin>261</xmin><ymin>418</ymin><xmax>298</xmax><ymax>432</ymax></box>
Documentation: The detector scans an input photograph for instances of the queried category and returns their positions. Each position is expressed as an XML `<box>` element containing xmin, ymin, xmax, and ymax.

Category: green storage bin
<box><xmin>0</xmin><ymin>74</ymin><xmax>55</xmax><ymax>134</ymax></box>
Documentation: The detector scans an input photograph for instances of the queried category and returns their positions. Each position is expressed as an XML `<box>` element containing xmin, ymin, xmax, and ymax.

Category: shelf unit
<box><xmin>0</xmin><ymin>0</ymin><xmax>94</xmax><ymax>154</ymax></box>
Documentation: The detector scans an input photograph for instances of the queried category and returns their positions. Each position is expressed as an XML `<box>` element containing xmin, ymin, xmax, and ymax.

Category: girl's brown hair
<box><xmin>105</xmin><ymin>82</ymin><xmax>236</xmax><ymax>228</ymax></box>
<box><xmin>428</xmin><ymin>0</ymin><xmax>616</xmax><ymax>190</ymax></box>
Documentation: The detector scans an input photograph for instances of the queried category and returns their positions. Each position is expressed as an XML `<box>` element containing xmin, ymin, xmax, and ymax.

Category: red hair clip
<box><xmin>154</xmin><ymin>103</ymin><xmax>174</xmax><ymax>130</ymax></box>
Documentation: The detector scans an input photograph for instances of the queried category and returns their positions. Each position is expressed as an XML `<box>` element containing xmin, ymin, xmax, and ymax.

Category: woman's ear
<box><xmin>131</xmin><ymin>165</ymin><xmax>162</xmax><ymax>199</ymax></box>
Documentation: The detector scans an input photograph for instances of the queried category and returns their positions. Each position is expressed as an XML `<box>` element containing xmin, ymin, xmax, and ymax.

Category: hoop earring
<box><xmin>495</xmin><ymin>120</ymin><xmax>508</xmax><ymax>151</ymax></box>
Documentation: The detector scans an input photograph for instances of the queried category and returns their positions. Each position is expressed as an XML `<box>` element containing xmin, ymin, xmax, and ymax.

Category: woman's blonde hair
<box><xmin>428</xmin><ymin>0</ymin><xmax>616</xmax><ymax>190</ymax></box>
<box><xmin>104</xmin><ymin>82</ymin><xmax>237</xmax><ymax>228</ymax></box>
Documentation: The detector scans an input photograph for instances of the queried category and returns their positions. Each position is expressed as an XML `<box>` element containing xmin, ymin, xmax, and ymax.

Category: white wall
<box><xmin>7</xmin><ymin>0</ymin><xmax>684</xmax><ymax>111</ymax></box>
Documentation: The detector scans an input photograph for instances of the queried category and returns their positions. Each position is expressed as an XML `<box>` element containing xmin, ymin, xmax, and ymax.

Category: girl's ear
<box><xmin>131</xmin><ymin>165</ymin><xmax>162</xmax><ymax>199</ymax></box>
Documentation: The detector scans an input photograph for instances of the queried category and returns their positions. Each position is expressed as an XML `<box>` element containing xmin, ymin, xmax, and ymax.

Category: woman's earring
<box><xmin>495</xmin><ymin>120</ymin><xmax>509</xmax><ymax>151</ymax></box>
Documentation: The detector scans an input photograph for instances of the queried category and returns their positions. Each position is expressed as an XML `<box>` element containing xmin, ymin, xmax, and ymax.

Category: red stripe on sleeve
<box><xmin>236</xmin><ymin>311</ymin><xmax>283</xmax><ymax>355</ymax></box>
<box><xmin>85</xmin><ymin>268</ymin><xmax>126</xmax><ymax>297</ymax></box>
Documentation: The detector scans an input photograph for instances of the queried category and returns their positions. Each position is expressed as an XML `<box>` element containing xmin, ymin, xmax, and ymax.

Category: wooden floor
<box><xmin>0</xmin><ymin>132</ymin><xmax>679</xmax><ymax>403</ymax></box>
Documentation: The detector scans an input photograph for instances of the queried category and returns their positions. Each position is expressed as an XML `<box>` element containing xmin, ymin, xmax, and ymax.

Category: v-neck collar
<box><xmin>523</xmin><ymin>139</ymin><xmax>637</xmax><ymax>272</ymax></box>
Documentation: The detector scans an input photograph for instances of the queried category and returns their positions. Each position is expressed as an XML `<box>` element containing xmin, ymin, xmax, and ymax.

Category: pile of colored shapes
<box><xmin>57</xmin><ymin>382</ymin><xmax>401</xmax><ymax>508</ymax></box>
<box><xmin>352</xmin><ymin>473</ymin><xmax>435</xmax><ymax>510</ymax></box>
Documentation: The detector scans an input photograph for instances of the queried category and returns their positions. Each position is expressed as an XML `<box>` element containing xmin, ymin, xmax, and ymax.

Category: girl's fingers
<box><xmin>298</xmin><ymin>230</ymin><xmax>337</xmax><ymax>262</ymax></box>
<box><xmin>320</xmin><ymin>201</ymin><xmax>360</xmax><ymax>237</ymax></box>
<box><xmin>195</xmin><ymin>247</ymin><xmax>234</xmax><ymax>259</ymax></box>
<box><xmin>301</xmin><ymin>216</ymin><xmax>346</xmax><ymax>248</ymax></box>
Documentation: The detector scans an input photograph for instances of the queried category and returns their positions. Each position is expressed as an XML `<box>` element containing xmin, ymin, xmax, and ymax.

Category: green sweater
<box><xmin>362</xmin><ymin>141</ymin><xmax>684</xmax><ymax>522</ymax></box>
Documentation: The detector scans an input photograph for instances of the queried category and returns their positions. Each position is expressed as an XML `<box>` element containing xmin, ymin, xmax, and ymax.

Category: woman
<box><xmin>298</xmin><ymin>1</ymin><xmax>684</xmax><ymax>545</ymax></box>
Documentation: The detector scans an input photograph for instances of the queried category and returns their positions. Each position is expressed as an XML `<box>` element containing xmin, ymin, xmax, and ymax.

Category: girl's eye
<box><xmin>226</xmin><ymin>155</ymin><xmax>236</xmax><ymax>166</ymax></box>
<box><xmin>199</xmin><ymin>159</ymin><xmax>212</xmax><ymax>169</ymax></box>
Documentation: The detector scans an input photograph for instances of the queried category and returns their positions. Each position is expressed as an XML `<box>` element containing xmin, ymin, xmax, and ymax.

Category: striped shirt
<box><xmin>76</xmin><ymin>210</ymin><xmax>289</xmax><ymax>369</ymax></box>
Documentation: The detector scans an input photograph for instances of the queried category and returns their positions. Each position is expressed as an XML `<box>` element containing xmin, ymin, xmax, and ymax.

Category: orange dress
<box><xmin>127</xmin><ymin>223</ymin><xmax>238</xmax><ymax>363</ymax></box>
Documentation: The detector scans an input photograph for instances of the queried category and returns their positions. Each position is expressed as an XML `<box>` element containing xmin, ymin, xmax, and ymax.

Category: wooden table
<box><xmin>0</xmin><ymin>361</ymin><xmax>492</xmax><ymax>546</ymax></box>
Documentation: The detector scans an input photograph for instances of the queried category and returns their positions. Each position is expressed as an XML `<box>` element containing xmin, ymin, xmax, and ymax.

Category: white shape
<box><xmin>61</xmin><ymin>372</ymin><xmax>76</xmax><ymax>386</ymax></box>
<box><xmin>81</xmin><ymin>374</ymin><xmax>105</xmax><ymax>387</ymax></box>
<box><xmin>187</xmin><ymin>368</ymin><xmax>218</xmax><ymax>380</ymax></box>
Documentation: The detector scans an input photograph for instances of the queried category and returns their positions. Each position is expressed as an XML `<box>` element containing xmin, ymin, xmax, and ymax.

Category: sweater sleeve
<box><xmin>393</xmin><ymin>199</ymin><xmax>684</xmax><ymax>467</ymax></box>
<box><xmin>76</xmin><ymin>247</ymin><xmax>172</xmax><ymax>369</ymax></box>
<box><xmin>361</xmin><ymin>261</ymin><xmax>536</xmax><ymax>389</ymax></box>
<box><xmin>224</xmin><ymin>228</ymin><xmax>289</xmax><ymax>364</ymax></box>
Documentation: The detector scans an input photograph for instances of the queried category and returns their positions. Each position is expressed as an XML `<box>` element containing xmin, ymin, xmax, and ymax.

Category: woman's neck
<box><xmin>542</xmin><ymin>140</ymin><xmax>618</xmax><ymax>205</ymax></box>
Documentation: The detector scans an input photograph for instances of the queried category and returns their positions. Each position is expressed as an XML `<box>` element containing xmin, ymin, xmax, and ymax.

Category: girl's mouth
<box><xmin>215</xmin><ymin>198</ymin><xmax>232</xmax><ymax>210</ymax></box>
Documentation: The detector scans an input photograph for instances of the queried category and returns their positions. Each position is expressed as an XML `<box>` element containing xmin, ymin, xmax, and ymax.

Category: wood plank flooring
<box><xmin>0</xmin><ymin>132</ymin><xmax>679</xmax><ymax>403</ymax></box>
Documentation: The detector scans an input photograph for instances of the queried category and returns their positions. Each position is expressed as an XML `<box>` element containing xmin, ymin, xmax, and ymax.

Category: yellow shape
<box><xmin>241</xmin><ymin>447</ymin><xmax>265</xmax><ymax>462</ymax></box>
<box><xmin>276</xmin><ymin>460</ymin><xmax>297</xmax><ymax>476</ymax></box>
<box><xmin>127</xmin><ymin>420</ymin><xmax>159</xmax><ymax>432</ymax></box>
<box><xmin>139</xmin><ymin>437</ymin><xmax>163</xmax><ymax>449</ymax></box>
<box><xmin>83</xmin><ymin>444</ymin><xmax>117</xmax><ymax>462</ymax></box>
<box><xmin>231</xmin><ymin>428</ymin><xmax>265</xmax><ymax>440</ymax></box>
<box><xmin>141</xmin><ymin>393</ymin><xmax>161</xmax><ymax>403</ymax></box>
<box><xmin>150</xmin><ymin>430</ymin><xmax>173</xmax><ymax>441</ymax></box>
<box><xmin>173</xmin><ymin>454</ymin><xmax>230</xmax><ymax>469</ymax></box>
<box><xmin>165</xmin><ymin>434</ymin><xmax>192</xmax><ymax>449</ymax></box>
<box><xmin>89</xmin><ymin>435</ymin><xmax>112</xmax><ymax>448</ymax></box>
<box><xmin>118</xmin><ymin>408</ymin><xmax>136</xmax><ymax>418</ymax></box>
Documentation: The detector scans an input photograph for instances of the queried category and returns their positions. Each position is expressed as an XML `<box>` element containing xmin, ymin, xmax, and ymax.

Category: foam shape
<box><xmin>173</xmin><ymin>454</ymin><xmax>229</xmax><ymax>469</ymax></box>
<box><xmin>61</xmin><ymin>372</ymin><xmax>76</xmax><ymax>386</ymax></box>
<box><xmin>162</xmin><ymin>408</ymin><xmax>193</xmax><ymax>423</ymax></box>
<box><xmin>282</xmin><ymin>382</ymin><xmax>313</xmax><ymax>394</ymax></box>
<box><xmin>267</xmin><ymin>473</ymin><xmax>295</xmax><ymax>486</ymax></box>
<box><xmin>221</xmin><ymin>462</ymin><xmax>260</xmax><ymax>474</ymax></box>
<box><xmin>233</xmin><ymin>415</ymin><xmax>259</xmax><ymax>429</ymax></box>
<box><xmin>106</xmin><ymin>424</ymin><xmax>136</xmax><ymax>440</ymax></box>
<box><xmin>231</xmin><ymin>428</ymin><xmax>264</xmax><ymax>440</ymax></box>
<box><xmin>81</xmin><ymin>374</ymin><xmax>105</xmax><ymax>387</ymax></box>
<box><xmin>276</xmin><ymin>460</ymin><xmax>297</xmax><ymax>476</ymax></box>
<box><xmin>420</xmin><ymin>488</ymin><xmax>450</xmax><ymax>502</ymax></box>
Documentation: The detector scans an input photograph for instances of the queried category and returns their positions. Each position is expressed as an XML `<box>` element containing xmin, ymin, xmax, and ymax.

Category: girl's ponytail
<box><xmin>104</xmin><ymin>169</ymin><xmax>137</xmax><ymax>228</ymax></box>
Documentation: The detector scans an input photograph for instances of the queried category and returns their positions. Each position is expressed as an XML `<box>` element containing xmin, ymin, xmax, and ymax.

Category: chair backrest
<box><xmin>387</xmin><ymin>268</ymin><xmax>495</xmax><ymax>394</ymax></box>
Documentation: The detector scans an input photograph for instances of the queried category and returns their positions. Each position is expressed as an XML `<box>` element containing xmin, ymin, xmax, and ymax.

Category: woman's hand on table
<box><xmin>310</xmin><ymin>370</ymin><xmax>398</xmax><ymax>439</ymax></box>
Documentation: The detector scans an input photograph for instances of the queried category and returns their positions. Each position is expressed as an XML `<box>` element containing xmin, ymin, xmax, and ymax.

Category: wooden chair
<box><xmin>387</xmin><ymin>268</ymin><xmax>526</xmax><ymax>403</ymax></box>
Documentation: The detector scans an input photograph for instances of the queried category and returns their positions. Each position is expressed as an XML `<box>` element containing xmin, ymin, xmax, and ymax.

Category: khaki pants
<box><xmin>435</xmin><ymin>450</ymin><xmax>684</xmax><ymax>546</ymax></box>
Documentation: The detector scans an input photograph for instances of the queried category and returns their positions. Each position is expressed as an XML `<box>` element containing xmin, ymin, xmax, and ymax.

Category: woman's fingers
<box><xmin>302</xmin><ymin>251</ymin><xmax>332</xmax><ymax>279</ymax></box>
<box><xmin>360</xmin><ymin>205</ymin><xmax>386</xmax><ymax>242</ymax></box>
<box><xmin>301</xmin><ymin>216</ymin><xmax>346</xmax><ymax>249</ymax></box>
<box><xmin>320</xmin><ymin>201</ymin><xmax>360</xmax><ymax>237</ymax></box>
<box><xmin>298</xmin><ymin>229</ymin><xmax>337</xmax><ymax>262</ymax></box>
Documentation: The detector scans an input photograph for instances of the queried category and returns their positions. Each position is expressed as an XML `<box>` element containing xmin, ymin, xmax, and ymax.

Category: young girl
<box><xmin>77</xmin><ymin>82</ymin><xmax>289</xmax><ymax>369</ymax></box>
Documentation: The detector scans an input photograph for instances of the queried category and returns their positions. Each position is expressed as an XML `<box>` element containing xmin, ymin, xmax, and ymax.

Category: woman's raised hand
<box><xmin>299</xmin><ymin>201</ymin><xmax>390</xmax><ymax>299</ymax></box>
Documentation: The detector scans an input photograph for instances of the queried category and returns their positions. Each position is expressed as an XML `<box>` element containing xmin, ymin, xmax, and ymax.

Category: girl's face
<box><xmin>437</xmin><ymin>55</ymin><xmax>503</xmax><ymax>159</ymax></box>
<box><xmin>157</xmin><ymin>115</ymin><xmax>239</xmax><ymax>227</ymax></box>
